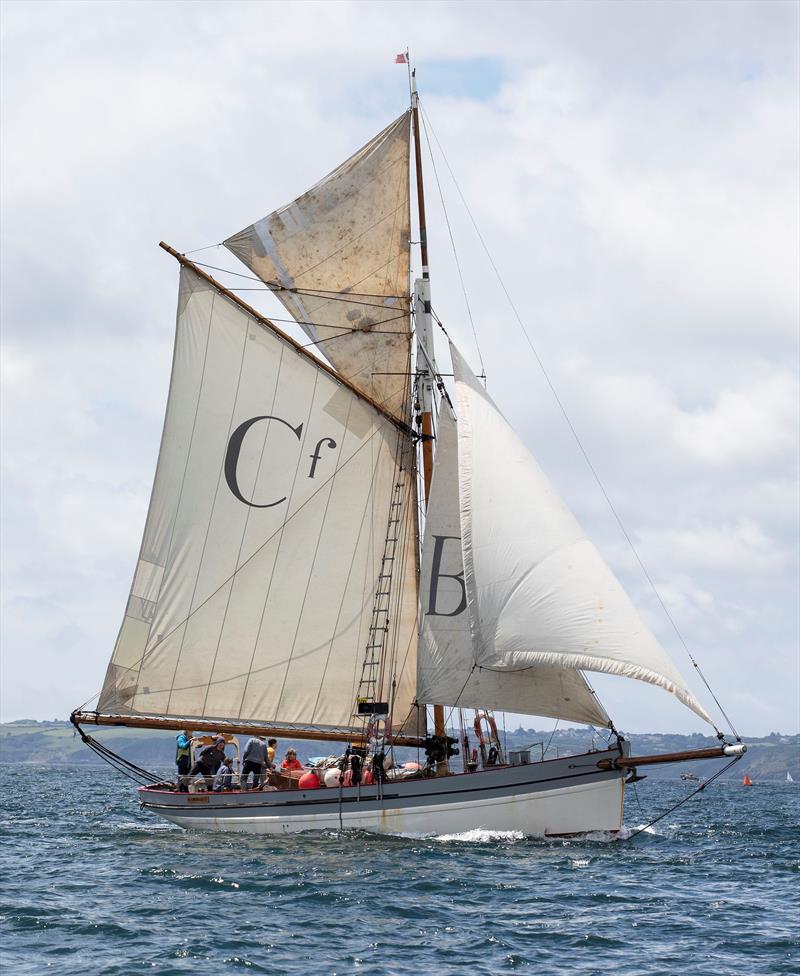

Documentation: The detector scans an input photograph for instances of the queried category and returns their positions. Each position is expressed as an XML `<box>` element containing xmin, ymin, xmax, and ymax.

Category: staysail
<box><xmin>224</xmin><ymin>113</ymin><xmax>412</xmax><ymax>419</ymax></box>
<box><xmin>450</xmin><ymin>342</ymin><xmax>714</xmax><ymax>726</ymax></box>
<box><xmin>98</xmin><ymin>266</ymin><xmax>421</xmax><ymax>735</ymax></box>
<box><xmin>418</xmin><ymin>405</ymin><xmax>611</xmax><ymax>727</ymax></box>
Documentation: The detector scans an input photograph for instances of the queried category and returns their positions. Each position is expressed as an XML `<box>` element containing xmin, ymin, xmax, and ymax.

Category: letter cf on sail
<box><xmin>224</xmin><ymin>415</ymin><xmax>303</xmax><ymax>508</ymax></box>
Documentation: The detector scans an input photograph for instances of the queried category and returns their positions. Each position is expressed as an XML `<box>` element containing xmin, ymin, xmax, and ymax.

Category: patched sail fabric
<box><xmin>225</xmin><ymin>114</ymin><xmax>411</xmax><ymax>419</ymax></box>
<box><xmin>450</xmin><ymin>342</ymin><xmax>714</xmax><ymax>726</ymax></box>
<box><xmin>418</xmin><ymin>406</ymin><xmax>610</xmax><ymax>727</ymax></box>
<box><xmin>98</xmin><ymin>267</ymin><xmax>422</xmax><ymax>735</ymax></box>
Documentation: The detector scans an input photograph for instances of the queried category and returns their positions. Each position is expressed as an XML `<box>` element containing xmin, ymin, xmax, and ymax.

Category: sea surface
<box><xmin>2</xmin><ymin>765</ymin><xmax>798</xmax><ymax>975</ymax></box>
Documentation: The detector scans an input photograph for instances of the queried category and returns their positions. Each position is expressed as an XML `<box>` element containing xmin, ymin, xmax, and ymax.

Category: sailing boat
<box><xmin>71</xmin><ymin>72</ymin><xmax>745</xmax><ymax>836</ymax></box>
<box><xmin>787</xmin><ymin>772</ymin><xmax>795</xmax><ymax>783</ymax></box>
<box><xmin>743</xmin><ymin>774</ymin><xmax>754</xmax><ymax>787</ymax></box>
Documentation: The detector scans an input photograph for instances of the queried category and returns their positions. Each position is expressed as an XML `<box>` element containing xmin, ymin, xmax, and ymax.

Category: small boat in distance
<box><xmin>787</xmin><ymin>772</ymin><xmax>795</xmax><ymax>783</ymax></box>
<box><xmin>742</xmin><ymin>774</ymin><xmax>754</xmax><ymax>787</ymax></box>
<box><xmin>680</xmin><ymin>772</ymin><xmax>699</xmax><ymax>782</ymax></box>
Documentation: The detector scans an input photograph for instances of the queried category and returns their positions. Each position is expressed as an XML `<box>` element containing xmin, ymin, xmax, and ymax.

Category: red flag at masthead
<box><xmin>395</xmin><ymin>53</ymin><xmax>407</xmax><ymax>64</ymax></box>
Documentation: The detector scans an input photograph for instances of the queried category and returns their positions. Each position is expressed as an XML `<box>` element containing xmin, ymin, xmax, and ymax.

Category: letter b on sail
<box><xmin>428</xmin><ymin>535</ymin><xmax>467</xmax><ymax>617</ymax></box>
<box><xmin>225</xmin><ymin>415</ymin><xmax>304</xmax><ymax>508</ymax></box>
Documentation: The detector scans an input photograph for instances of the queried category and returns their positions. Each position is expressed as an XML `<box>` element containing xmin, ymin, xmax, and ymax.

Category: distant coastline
<box><xmin>2</xmin><ymin>720</ymin><xmax>797</xmax><ymax>781</ymax></box>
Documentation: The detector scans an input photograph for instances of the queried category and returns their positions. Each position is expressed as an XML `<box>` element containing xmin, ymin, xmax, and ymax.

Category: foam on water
<box><xmin>431</xmin><ymin>827</ymin><xmax>526</xmax><ymax>843</ymax></box>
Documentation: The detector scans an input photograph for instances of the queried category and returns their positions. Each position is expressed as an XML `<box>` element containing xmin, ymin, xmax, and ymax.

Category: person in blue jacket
<box><xmin>175</xmin><ymin>730</ymin><xmax>192</xmax><ymax>792</ymax></box>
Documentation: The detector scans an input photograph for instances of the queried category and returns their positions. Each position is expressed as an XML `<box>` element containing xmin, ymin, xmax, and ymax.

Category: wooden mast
<box><xmin>410</xmin><ymin>68</ymin><xmax>446</xmax><ymax>743</ymax></box>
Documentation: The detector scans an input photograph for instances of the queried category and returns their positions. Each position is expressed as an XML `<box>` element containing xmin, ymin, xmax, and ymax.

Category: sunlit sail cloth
<box><xmin>418</xmin><ymin>406</ymin><xmax>610</xmax><ymax>728</ymax></box>
<box><xmin>98</xmin><ymin>266</ymin><xmax>422</xmax><ymax>735</ymax></box>
<box><xmin>450</xmin><ymin>342</ymin><xmax>714</xmax><ymax>726</ymax></box>
<box><xmin>225</xmin><ymin>114</ymin><xmax>412</xmax><ymax>419</ymax></box>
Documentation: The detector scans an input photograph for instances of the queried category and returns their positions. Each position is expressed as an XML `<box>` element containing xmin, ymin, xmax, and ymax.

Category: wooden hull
<box><xmin>138</xmin><ymin>747</ymin><xmax>627</xmax><ymax>837</ymax></box>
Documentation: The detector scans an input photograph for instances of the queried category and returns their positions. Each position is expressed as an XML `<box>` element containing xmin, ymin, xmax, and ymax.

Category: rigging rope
<box><xmin>71</xmin><ymin>719</ymin><xmax>166</xmax><ymax>787</ymax></box>
<box><xmin>419</xmin><ymin>105</ymin><xmax>739</xmax><ymax>743</ymax></box>
<box><xmin>418</xmin><ymin>105</ymin><xmax>486</xmax><ymax>379</ymax></box>
<box><xmin>184</xmin><ymin>242</ymin><xmax>224</xmax><ymax>256</ymax></box>
<box><xmin>625</xmin><ymin>754</ymin><xmax>743</xmax><ymax>841</ymax></box>
<box><xmin>189</xmin><ymin>260</ymin><xmax>408</xmax><ymax>303</ymax></box>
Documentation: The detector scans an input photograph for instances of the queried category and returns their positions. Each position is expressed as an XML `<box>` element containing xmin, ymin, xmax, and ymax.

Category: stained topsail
<box><xmin>98</xmin><ymin>266</ymin><xmax>421</xmax><ymax>735</ymax></box>
<box><xmin>225</xmin><ymin>114</ymin><xmax>411</xmax><ymax>419</ymax></box>
<box><xmin>450</xmin><ymin>342</ymin><xmax>714</xmax><ymax>727</ymax></box>
<box><xmin>418</xmin><ymin>406</ymin><xmax>610</xmax><ymax>728</ymax></box>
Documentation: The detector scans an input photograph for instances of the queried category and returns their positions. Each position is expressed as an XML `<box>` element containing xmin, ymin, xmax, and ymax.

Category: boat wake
<box><xmin>431</xmin><ymin>828</ymin><xmax>526</xmax><ymax>844</ymax></box>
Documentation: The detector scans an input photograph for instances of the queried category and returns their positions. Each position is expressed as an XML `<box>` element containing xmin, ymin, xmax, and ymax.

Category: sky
<box><xmin>1</xmin><ymin>0</ymin><xmax>798</xmax><ymax>736</ymax></box>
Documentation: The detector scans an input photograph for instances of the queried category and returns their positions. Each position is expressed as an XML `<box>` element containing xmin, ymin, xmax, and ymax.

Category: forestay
<box><xmin>225</xmin><ymin>113</ymin><xmax>412</xmax><ymax>420</ymax></box>
<box><xmin>98</xmin><ymin>267</ymin><xmax>421</xmax><ymax>735</ymax></box>
<box><xmin>418</xmin><ymin>406</ymin><xmax>611</xmax><ymax>728</ymax></box>
<box><xmin>450</xmin><ymin>342</ymin><xmax>714</xmax><ymax>726</ymax></box>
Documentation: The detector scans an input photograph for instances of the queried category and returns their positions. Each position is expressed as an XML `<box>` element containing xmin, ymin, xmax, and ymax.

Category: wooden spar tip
<box><xmin>70</xmin><ymin>710</ymin><xmax>426</xmax><ymax>750</ymax></box>
<box><xmin>596</xmin><ymin>743</ymin><xmax>747</xmax><ymax>770</ymax></box>
<box><xmin>157</xmin><ymin>242</ymin><xmax>414</xmax><ymax>439</ymax></box>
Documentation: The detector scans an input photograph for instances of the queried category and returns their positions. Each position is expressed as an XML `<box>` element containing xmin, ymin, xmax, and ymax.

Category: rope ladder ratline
<box><xmin>419</xmin><ymin>103</ymin><xmax>740</xmax><ymax>744</ymax></box>
<box><xmin>353</xmin><ymin>423</ymin><xmax>414</xmax><ymax>763</ymax></box>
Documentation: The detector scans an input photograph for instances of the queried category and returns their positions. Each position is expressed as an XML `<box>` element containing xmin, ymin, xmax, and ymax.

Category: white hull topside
<box><xmin>138</xmin><ymin>748</ymin><xmax>627</xmax><ymax>837</ymax></box>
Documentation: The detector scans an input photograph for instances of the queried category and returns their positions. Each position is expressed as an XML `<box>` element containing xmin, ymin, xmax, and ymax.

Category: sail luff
<box><xmin>158</xmin><ymin>243</ymin><xmax>412</xmax><ymax>436</ymax></box>
<box><xmin>409</xmin><ymin>74</ymin><xmax>447</xmax><ymax>740</ymax></box>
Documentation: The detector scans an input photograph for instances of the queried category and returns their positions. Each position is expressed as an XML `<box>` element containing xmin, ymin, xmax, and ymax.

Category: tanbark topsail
<box><xmin>225</xmin><ymin>113</ymin><xmax>412</xmax><ymax>419</ymax></box>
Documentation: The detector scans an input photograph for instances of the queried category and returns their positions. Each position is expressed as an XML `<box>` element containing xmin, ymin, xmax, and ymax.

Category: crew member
<box><xmin>175</xmin><ymin>730</ymin><xmax>192</xmax><ymax>793</ymax></box>
<box><xmin>213</xmin><ymin>757</ymin><xmax>235</xmax><ymax>792</ymax></box>
<box><xmin>242</xmin><ymin>735</ymin><xmax>267</xmax><ymax>789</ymax></box>
<box><xmin>281</xmin><ymin>749</ymin><xmax>303</xmax><ymax>771</ymax></box>
<box><xmin>189</xmin><ymin>736</ymin><xmax>227</xmax><ymax>788</ymax></box>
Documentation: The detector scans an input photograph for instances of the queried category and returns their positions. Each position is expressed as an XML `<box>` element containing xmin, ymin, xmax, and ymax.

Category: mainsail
<box><xmin>449</xmin><ymin>342</ymin><xmax>714</xmax><ymax>726</ymax></box>
<box><xmin>225</xmin><ymin>113</ymin><xmax>412</xmax><ymax>419</ymax></box>
<box><xmin>98</xmin><ymin>266</ymin><xmax>421</xmax><ymax>735</ymax></box>
<box><xmin>418</xmin><ymin>405</ymin><xmax>611</xmax><ymax>727</ymax></box>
